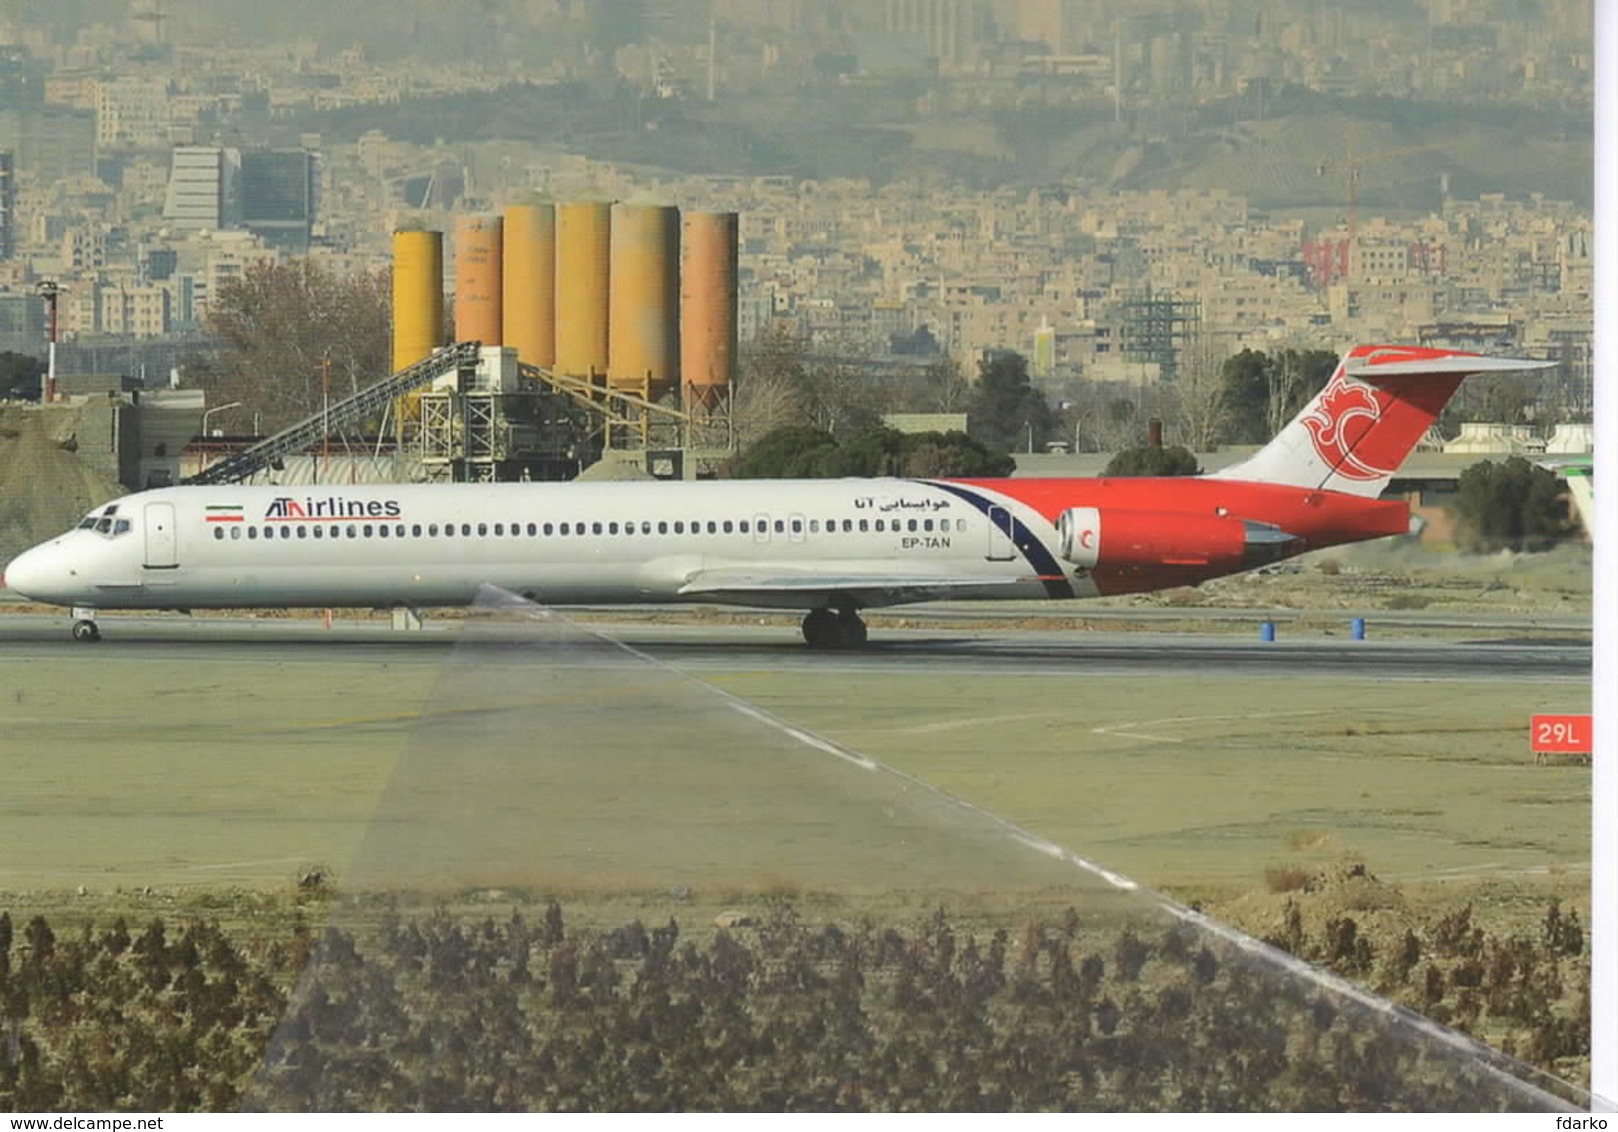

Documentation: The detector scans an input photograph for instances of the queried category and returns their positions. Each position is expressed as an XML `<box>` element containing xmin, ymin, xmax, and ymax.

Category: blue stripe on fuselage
<box><xmin>923</xmin><ymin>481</ymin><xmax>1075</xmax><ymax>599</ymax></box>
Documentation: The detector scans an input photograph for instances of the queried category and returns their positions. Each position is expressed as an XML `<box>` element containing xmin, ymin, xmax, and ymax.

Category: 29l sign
<box><xmin>1531</xmin><ymin>714</ymin><xmax>1592</xmax><ymax>755</ymax></box>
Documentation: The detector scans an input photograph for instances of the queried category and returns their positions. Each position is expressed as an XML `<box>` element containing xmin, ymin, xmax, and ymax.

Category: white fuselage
<box><xmin>4</xmin><ymin>479</ymin><xmax>1092</xmax><ymax>613</ymax></box>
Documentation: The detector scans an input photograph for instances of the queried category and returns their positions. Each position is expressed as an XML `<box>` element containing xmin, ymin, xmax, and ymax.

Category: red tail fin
<box><xmin>1211</xmin><ymin>345</ymin><xmax>1553</xmax><ymax>498</ymax></box>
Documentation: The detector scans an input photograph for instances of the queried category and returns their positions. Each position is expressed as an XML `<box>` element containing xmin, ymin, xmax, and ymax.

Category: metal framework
<box><xmin>185</xmin><ymin>342</ymin><xmax>482</xmax><ymax>485</ymax></box>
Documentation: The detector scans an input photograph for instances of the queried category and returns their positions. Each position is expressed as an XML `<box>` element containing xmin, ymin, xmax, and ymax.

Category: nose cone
<box><xmin>3</xmin><ymin>542</ymin><xmax>64</xmax><ymax>603</ymax></box>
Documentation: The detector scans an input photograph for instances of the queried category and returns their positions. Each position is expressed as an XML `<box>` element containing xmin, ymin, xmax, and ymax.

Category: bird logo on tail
<box><xmin>1299</xmin><ymin>366</ymin><xmax>1399</xmax><ymax>483</ymax></box>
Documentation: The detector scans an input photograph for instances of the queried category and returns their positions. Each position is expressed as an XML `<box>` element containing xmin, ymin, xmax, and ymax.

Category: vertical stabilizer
<box><xmin>1211</xmin><ymin>345</ymin><xmax>1554</xmax><ymax>498</ymax></box>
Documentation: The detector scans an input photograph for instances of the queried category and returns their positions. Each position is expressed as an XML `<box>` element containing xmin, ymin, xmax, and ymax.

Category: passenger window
<box><xmin>875</xmin><ymin>519</ymin><xmax>885</xmax><ymax>532</ymax></box>
<box><xmin>412</xmin><ymin>524</ymin><xmax>422</xmax><ymax>537</ymax></box>
<box><xmin>859</xmin><ymin>519</ymin><xmax>869</xmax><ymax>532</ymax></box>
<box><xmin>397</xmin><ymin>525</ymin><xmax>407</xmax><ymax>538</ymax></box>
<box><xmin>740</xmin><ymin>520</ymin><xmax>749</xmax><ymax>534</ymax></box>
<box><xmin>674</xmin><ymin>521</ymin><xmax>684</xmax><ymax>534</ymax></box>
<box><xmin>924</xmin><ymin>519</ymin><xmax>933</xmax><ymax>532</ymax></box>
<box><xmin>461</xmin><ymin>524</ymin><xmax>471</xmax><ymax>536</ymax></box>
<box><xmin>542</xmin><ymin>523</ymin><xmax>553</xmax><ymax>536</ymax></box>
<box><xmin>214</xmin><ymin>527</ymin><xmax>224</xmax><ymax>540</ymax></box>
<box><xmin>641</xmin><ymin>521</ymin><xmax>652</xmax><ymax>534</ymax></box>
<box><xmin>588</xmin><ymin>522</ymin><xmax>600</xmax><ymax>535</ymax></box>
<box><xmin>528</xmin><ymin>523</ymin><xmax>538</xmax><ymax>536</ymax></box>
<box><xmin>721</xmin><ymin>520</ymin><xmax>733</xmax><ymax>533</ymax></box>
<box><xmin>658</xmin><ymin>521</ymin><xmax>668</xmax><ymax>535</ymax></box>
<box><xmin>444</xmin><ymin>525</ymin><xmax>455</xmax><ymax>537</ymax></box>
<box><xmin>477</xmin><ymin>523</ymin><xmax>487</xmax><ymax>537</ymax></box>
<box><xmin>957</xmin><ymin>519</ymin><xmax>967</xmax><ymax>532</ymax></box>
<box><xmin>707</xmin><ymin>521</ymin><xmax>717</xmax><ymax>534</ymax></box>
<box><xmin>493</xmin><ymin>523</ymin><xmax>504</xmax><ymax>536</ymax></box>
<box><xmin>774</xmin><ymin>519</ymin><xmax>785</xmax><ymax>534</ymax></box>
<box><xmin>809</xmin><ymin>520</ymin><xmax>819</xmax><ymax>533</ymax></box>
<box><xmin>348</xmin><ymin>525</ymin><xmax>359</xmax><ymax>538</ymax></box>
<box><xmin>248</xmin><ymin>526</ymin><xmax>258</xmax><ymax>540</ymax></box>
<box><xmin>231</xmin><ymin>527</ymin><xmax>242</xmax><ymax>540</ymax></box>
<box><xmin>792</xmin><ymin>519</ymin><xmax>803</xmax><ymax>534</ymax></box>
<box><xmin>907</xmin><ymin>519</ymin><xmax>917</xmax><ymax>532</ymax></box>
<box><xmin>378</xmin><ymin>525</ymin><xmax>390</xmax><ymax>538</ymax></box>
<box><xmin>843</xmin><ymin>519</ymin><xmax>853</xmax><ymax>532</ymax></box>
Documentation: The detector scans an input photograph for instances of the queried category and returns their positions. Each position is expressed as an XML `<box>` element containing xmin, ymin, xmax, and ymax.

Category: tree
<box><xmin>1449</xmin><ymin>456</ymin><xmax>1572</xmax><ymax>552</ymax></box>
<box><xmin>1170</xmin><ymin>332</ymin><xmax>1230</xmax><ymax>452</ymax></box>
<box><xmin>967</xmin><ymin>351</ymin><xmax>1057</xmax><ymax>454</ymax></box>
<box><xmin>727</xmin><ymin>424</ymin><xmax>839</xmax><ymax>478</ymax></box>
<box><xmin>1219</xmin><ymin>348</ymin><xmax>1336</xmax><ymax>445</ymax></box>
<box><xmin>1103</xmin><ymin>445</ymin><xmax>1200</xmax><ymax>477</ymax></box>
<box><xmin>0</xmin><ymin>351</ymin><xmax>44</xmax><ymax>401</ymax></box>
<box><xmin>729</xmin><ymin>425</ymin><xmax>1013</xmax><ymax>479</ymax></box>
<box><xmin>186</xmin><ymin>260</ymin><xmax>392</xmax><ymax>434</ymax></box>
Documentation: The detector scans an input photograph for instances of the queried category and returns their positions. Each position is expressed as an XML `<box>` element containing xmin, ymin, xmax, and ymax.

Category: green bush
<box><xmin>1103</xmin><ymin>445</ymin><xmax>1200</xmax><ymax>477</ymax></box>
<box><xmin>1449</xmin><ymin>457</ymin><xmax>1572</xmax><ymax>552</ymax></box>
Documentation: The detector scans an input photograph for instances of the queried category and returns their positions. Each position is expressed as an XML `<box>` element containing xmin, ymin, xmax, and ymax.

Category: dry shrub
<box><xmin>1264</xmin><ymin>865</ymin><xmax>1312</xmax><ymax>893</ymax></box>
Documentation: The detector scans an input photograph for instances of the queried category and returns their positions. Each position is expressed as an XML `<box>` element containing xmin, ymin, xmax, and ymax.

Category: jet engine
<box><xmin>1055</xmin><ymin>507</ymin><xmax>1300</xmax><ymax>570</ymax></box>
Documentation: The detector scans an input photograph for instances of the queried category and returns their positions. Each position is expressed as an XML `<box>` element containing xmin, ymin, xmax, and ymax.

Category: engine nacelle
<box><xmin>1055</xmin><ymin>507</ymin><xmax>1300</xmax><ymax>570</ymax></box>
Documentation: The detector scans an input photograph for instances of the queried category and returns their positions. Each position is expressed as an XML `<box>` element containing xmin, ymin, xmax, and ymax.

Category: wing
<box><xmin>676</xmin><ymin>567</ymin><xmax>1026</xmax><ymax>610</ymax></box>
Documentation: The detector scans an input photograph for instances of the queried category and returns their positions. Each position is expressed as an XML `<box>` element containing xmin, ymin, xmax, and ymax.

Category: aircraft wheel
<box><xmin>72</xmin><ymin>620</ymin><xmax>101</xmax><ymax>643</ymax></box>
<box><xmin>834</xmin><ymin>612</ymin><xmax>868</xmax><ymax>649</ymax></box>
<box><xmin>801</xmin><ymin>608</ymin><xmax>837</xmax><ymax>648</ymax></box>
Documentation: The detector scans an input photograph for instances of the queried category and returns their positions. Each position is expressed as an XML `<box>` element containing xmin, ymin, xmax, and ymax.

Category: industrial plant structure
<box><xmin>383</xmin><ymin>199</ymin><xmax>739</xmax><ymax>483</ymax></box>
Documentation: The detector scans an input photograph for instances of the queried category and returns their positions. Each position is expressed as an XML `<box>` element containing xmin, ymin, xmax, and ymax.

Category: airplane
<box><xmin>2</xmin><ymin>344</ymin><xmax>1551</xmax><ymax>647</ymax></box>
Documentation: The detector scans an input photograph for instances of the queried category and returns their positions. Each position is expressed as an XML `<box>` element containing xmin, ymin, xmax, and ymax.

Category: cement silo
<box><xmin>555</xmin><ymin>200</ymin><xmax>612</xmax><ymax>381</ymax></box>
<box><xmin>680</xmin><ymin>211</ymin><xmax>738</xmax><ymax>410</ymax></box>
<box><xmin>392</xmin><ymin>228</ymin><xmax>444</xmax><ymax>373</ymax></box>
<box><xmin>454</xmin><ymin>214</ymin><xmax>503</xmax><ymax>346</ymax></box>
<box><xmin>608</xmin><ymin>201</ymin><xmax>680</xmax><ymax>398</ymax></box>
<box><xmin>502</xmin><ymin>202</ymin><xmax>555</xmax><ymax>369</ymax></box>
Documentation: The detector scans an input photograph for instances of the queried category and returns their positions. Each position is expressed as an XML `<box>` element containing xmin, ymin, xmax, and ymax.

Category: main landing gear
<box><xmin>801</xmin><ymin>606</ymin><xmax>868</xmax><ymax>650</ymax></box>
<box><xmin>71</xmin><ymin>606</ymin><xmax>101</xmax><ymax>643</ymax></box>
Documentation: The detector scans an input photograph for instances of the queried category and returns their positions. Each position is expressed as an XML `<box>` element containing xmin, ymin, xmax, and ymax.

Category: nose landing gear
<box><xmin>71</xmin><ymin>607</ymin><xmax>101</xmax><ymax>643</ymax></box>
<box><xmin>801</xmin><ymin>606</ymin><xmax>868</xmax><ymax>649</ymax></box>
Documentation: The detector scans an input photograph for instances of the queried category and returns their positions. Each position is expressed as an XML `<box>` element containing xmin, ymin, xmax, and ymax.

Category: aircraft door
<box><xmin>144</xmin><ymin>502</ymin><xmax>178</xmax><ymax>569</ymax></box>
<box><xmin>986</xmin><ymin>505</ymin><xmax>1015</xmax><ymax>561</ymax></box>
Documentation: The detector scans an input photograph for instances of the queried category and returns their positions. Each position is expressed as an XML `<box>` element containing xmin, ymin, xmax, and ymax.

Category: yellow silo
<box><xmin>608</xmin><ymin>202</ymin><xmax>680</xmax><ymax>398</ymax></box>
<box><xmin>502</xmin><ymin>201</ymin><xmax>555</xmax><ymax>369</ymax></box>
<box><xmin>680</xmin><ymin>211</ymin><xmax>738</xmax><ymax>410</ymax></box>
<box><xmin>392</xmin><ymin>228</ymin><xmax>444</xmax><ymax>373</ymax></box>
<box><xmin>454</xmin><ymin>214</ymin><xmax>503</xmax><ymax>346</ymax></box>
<box><xmin>555</xmin><ymin>200</ymin><xmax>612</xmax><ymax>381</ymax></box>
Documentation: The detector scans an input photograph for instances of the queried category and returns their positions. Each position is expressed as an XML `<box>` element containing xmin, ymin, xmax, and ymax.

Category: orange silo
<box><xmin>555</xmin><ymin>200</ymin><xmax>612</xmax><ymax>381</ymax></box>
<box><xmin>608</xmin><ymin>202</ymin><xmax>680</xmax><ymax>398</ymax></box>
<box><xmin>502</xmin><ymin>201</ymin><xmax>555</xmax><ymax>369</ymax></box>
<box><xmin>454</xmin><ymin>214</ymin><xmax>503</xmax><ymax>346</ymax></box>
<box><xmin>392</xmin><ymin>228</ymin><xmax>444</xmax><ymax>373</ymax></box>
<box><xmin>680</xmin><ymin>211</ymin><xmax>738</xmax><ymax>411</ymax></box>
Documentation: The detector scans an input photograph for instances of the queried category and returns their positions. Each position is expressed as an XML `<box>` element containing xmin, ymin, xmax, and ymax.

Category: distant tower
<box><xmin>131</xmin><ymin>0</ymin><xmax>166</xmax><ymax>44</ymax></box>
<box><xmin>0</xmin><ymin>151</ymin><xmax>13</xmax><ymax>261</ymax></box>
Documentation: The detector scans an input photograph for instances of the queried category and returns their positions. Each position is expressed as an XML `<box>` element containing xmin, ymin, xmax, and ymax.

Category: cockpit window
<box><xmin>113</xmin><ymin>519</ymin><xmax>131</xmax><ymax>535</ymax></box>
<box><xmin>77</xmin><ymin>517</ymin><xmax>98</xmax><ymax>530</ymax></box>
<box><xmin>95</xmin><ymin>518</ymin><xmax>113</xmax><ymax>534</ymax></box>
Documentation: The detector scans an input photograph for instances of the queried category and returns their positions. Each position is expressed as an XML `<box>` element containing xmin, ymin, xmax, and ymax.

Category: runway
<box><xmin>0</xmin><ymin>609</ymin><xmax>1590</xmax><ymax>894</ymax></box>
<box><xmin>0</xmin><ymin>610</ymin><xmax>1591</xmax><ymax>683</ymax></box>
